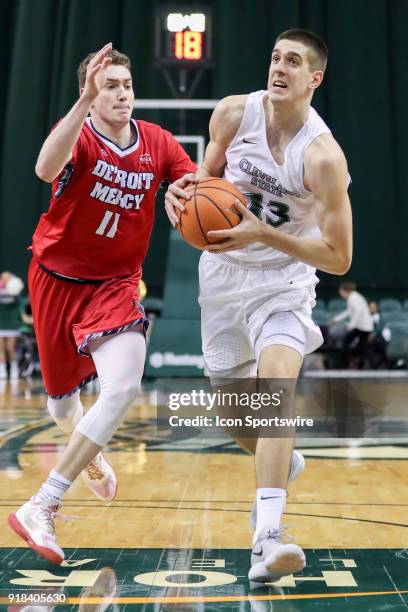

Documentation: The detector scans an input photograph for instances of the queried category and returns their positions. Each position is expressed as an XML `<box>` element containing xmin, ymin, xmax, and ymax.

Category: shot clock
<box><xmin>155</xmin><ymin>6</ymin><xmax>212</xmax><ymax>66</ymax></box>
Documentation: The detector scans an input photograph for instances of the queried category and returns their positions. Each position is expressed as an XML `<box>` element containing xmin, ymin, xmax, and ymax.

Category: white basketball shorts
<box><xmin>198</xmin><ymin>252</ymin><xmax>323</xmax><ymax>379</ymax></box>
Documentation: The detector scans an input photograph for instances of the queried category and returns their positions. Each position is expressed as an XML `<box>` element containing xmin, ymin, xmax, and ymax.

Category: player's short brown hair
<box><xmin>77</xmin><ymin>49</ymin><xmax>131</xmax><ymax>88</ymax></box>
<box><xmin>276</xmin><ymin>29</ymin><xmax>328</xmax><ymax>72</ymax></box>
<box><xmin>339</xmin><ymin>281</ymin><xmax>356</xmax><ymax>293</ymax></box>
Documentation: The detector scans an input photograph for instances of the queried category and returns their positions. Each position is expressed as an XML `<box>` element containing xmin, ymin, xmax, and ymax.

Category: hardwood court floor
<box><xmin>1</xmin><ymin>379</ymin><xmax>408</xmax><ymax>610</ymax></box>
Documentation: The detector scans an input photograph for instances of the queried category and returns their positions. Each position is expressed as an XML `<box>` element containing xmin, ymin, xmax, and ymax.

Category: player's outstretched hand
<box><xmin>165</xmin><ymin>173</ymin><xmax>197</xmax><ymax>226</ymax></box>
<box><xmin>82</xmin><ymin>43</ymin><xmax>113</xmax><ymax>101</ymax></box>
<box><xmin>205</xmin><ymin>199</ymin><xmax>264</xmax><ymax>252</ymax></box>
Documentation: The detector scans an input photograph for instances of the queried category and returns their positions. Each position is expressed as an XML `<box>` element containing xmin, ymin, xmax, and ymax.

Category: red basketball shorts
<box><xmin>28</xmin><ymin>258</ymin><xmax>148</xmax><ymax>398</ymax></box>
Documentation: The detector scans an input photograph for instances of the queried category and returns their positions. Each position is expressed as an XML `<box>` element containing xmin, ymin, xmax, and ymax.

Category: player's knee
<box><xmin>118</xmin><ymin>379</ymin><xmax>141</xmax><ymax>407</ymax></box>
<box><xmin>47</xmin><ymin>393</ymin><xmax>83</xmax><ymax>435</ymax></box>
<box><xmin>95</xmin><ymin>380</ymin><xmax>140</xmax><ymax>440</ymax></box>
<box><xmin>99</xmin><ymin>376</ymin><xmax>141</xmax><ymax>410</ymax></box>
<box><xmin>47</xmin><ymin>394</ymin><xmax>80</xmax><ymax>419</ymax></box>
<box><xmin>265</xmin><ymin>365</ymin><xmax>294</xmax><ymax>378</ymax></box>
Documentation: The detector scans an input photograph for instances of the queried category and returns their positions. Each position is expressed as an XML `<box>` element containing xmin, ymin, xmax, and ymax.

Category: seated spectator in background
<box><xmin>323</xmin><ymin>309</ymin><xmax>348</xmax><ymax>369</ymax></box>
<box><xmin>332</xmin><ymin>282</ymin><xmax>373</xmax><ymax>368</ymax></box>
<box><xmin>367</xmin><ymin>301</ymin><xmax>390</xmax><ymax>369</ymax></box>
<box><xmin>0</xmin><ymin>271</ymin><xmax>24</xmax><ymax>379</ymax></box>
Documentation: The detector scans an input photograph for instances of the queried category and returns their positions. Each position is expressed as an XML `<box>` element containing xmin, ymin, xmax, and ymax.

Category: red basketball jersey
<box><xmin>32</xmin><ymin>118</ymin><xmax>196</xmax><ymax>280</ymax></box>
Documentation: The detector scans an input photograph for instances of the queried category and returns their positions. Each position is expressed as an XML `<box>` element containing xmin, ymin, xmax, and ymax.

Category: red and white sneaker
<box><xmin>82</xmin><ymin>452</ymin><xmax>117</xmax><ymax>501</ymax></box>
<box><xmin>8</xmin><ymin>498</ymin><xmax>64</xmax><ymax>565</ymax></box>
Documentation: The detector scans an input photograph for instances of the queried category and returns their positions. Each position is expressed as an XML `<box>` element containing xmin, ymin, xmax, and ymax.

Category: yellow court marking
<box><xmin>3</xmin><ymin>589</ymin><xmax>406</xmax><ymax>605</ymax></box>
<box><xmin>70</xmin><ymin>590</ymin><xmax>408</xmax><ymax>604</ymax></box>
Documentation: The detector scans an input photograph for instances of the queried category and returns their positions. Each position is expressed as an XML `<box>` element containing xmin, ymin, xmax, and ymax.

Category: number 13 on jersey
<box><xmin>244</xmin><ymin>192</ymin><xmax>290</xmax><ymax>228</ymax></box>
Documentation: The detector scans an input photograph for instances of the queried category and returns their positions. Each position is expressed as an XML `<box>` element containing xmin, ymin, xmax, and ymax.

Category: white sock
<box><xmin>0</xmin><ymin>362</ymin><xmax>6</xmax><ymax>378</ymax></box>
<box><xmin>34</xmin><ymin>469</ymin><xmax>72</xmax><ymax>503</ymax></box>
<box><xmin>253</xmin><ymin>487</ymin><xmax>287</xmax><ymax>544</ymax></box>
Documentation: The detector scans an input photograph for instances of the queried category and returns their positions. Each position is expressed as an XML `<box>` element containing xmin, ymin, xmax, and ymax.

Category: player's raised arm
<box><xmin>35</xmin><ymin>43</ymin><xmax>113</xmax><ymax>183</ymax></box>
<box><xmin>164</xmin><ymin>95</ymin><xmax>246</xmax><ymax>225</ymax></box>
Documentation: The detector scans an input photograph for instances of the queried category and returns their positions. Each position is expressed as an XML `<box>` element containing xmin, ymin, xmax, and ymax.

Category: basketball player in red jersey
<box><xmin>8</xmin><ymin>43</ymin><xmax>196</xmax><ymax>563</ymax></box>
<box><xmin>165</xmin><ymin>30</ymin><xmax>352</xmax><ymax>583</ymax></box>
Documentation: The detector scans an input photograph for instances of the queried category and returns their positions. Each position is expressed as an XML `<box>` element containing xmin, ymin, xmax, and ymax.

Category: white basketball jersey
<box><xmin>223</xmin><ymin>90</ymin><xmax>331</xmax><ymax>266</ymax></box>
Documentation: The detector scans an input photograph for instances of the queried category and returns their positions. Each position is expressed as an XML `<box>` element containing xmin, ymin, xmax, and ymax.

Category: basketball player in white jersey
<box><xmin>165</xmin><ymin>29</ymin><xmax>352</xmax><ymax>582</ymax></box>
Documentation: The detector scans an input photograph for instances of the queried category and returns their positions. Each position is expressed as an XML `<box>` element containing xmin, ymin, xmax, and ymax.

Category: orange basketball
<box><xmin>176</xmin><ymin>177</ymin><xmax>245</xmax><ymax>250</ymax></box>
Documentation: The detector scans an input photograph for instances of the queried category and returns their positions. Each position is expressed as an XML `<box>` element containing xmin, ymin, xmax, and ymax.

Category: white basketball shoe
<box><xmin>8</xmin><ymin>497</ymin><xmax>64</xmax><ymax>564</ymax></box>
<box><xmin>249</xmin><ymin>526</ymin><xmax>305</xmax><ymax>583</ymax></box>
<box><xmin>82</xmin><ymin>452</ymin><xmax>117</xmax><ymax>502</ymax></box>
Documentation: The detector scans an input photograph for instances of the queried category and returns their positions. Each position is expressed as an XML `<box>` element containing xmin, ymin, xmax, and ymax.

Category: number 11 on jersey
<box><xmin>96</xmin><ymin>211</ymin><xmax>120</xmax><ymax>238</ymax></box>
